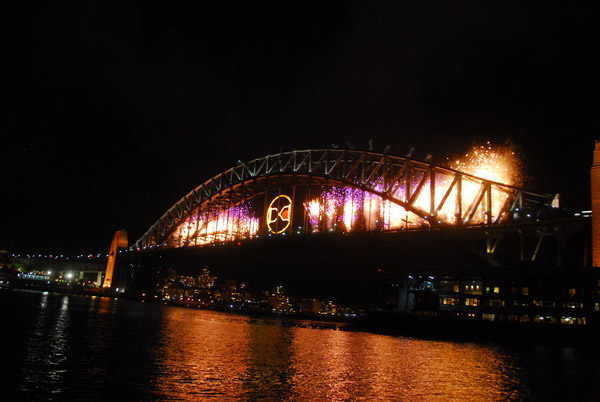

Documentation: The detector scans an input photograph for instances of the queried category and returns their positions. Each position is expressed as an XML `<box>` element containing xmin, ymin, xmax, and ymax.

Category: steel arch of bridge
<box><xmin>134</xmin><ymin>149</ymin><xmax>556</xmax><ymax>249</ymax></box>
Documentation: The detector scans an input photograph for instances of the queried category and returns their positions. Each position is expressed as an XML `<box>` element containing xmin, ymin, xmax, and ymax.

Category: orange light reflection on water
<box><xmin>288</xmin><ymin>328</ymin><xmax>522</xmax><ymax>401</ymax></box>
<box><xmin>153</xmin><ymin>309</ymin><xmax>252</xmax><ymax>400</ymax></box>
<box><xmin>152</xmin><ymin>308</ymin><xmax>525</xmax><ymax>401</ymax></box>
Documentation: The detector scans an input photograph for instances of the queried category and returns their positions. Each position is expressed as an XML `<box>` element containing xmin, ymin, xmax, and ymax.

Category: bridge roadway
<box><xmin>13</xmin><ymin>256</ymin><xmax>107</xmax><ymax>284</ymax></box>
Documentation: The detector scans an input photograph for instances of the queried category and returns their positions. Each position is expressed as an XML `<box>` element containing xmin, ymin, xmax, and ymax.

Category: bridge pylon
<box><xmin>102</xmin><ymin>230</ymin><xmax>128</xmax><ymax>289</ymax></box>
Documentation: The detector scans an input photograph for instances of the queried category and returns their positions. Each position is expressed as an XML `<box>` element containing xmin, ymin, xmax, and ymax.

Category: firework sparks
<box><xmin>451</xmin><ymin>141</ymin><xmax>522</xmax><ymax>186</ymax></box>
<box><xmin>305</xmin><ymin>142</ymin><xmax>521</xmax><ymax>231</ymax></box>
<box><xmin>167</xmin><ymin>143</ymin><xmax>523</xmax><ymax>246</ymax></box>
<box><xmin>170</xmin><ymin>202</ymin><xmax>259</xmax><ymax>246</ymax></box>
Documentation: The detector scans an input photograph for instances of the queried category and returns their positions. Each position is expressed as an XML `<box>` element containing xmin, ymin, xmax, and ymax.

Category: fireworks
<box><xmin>450</xmin><ymin>141</ymin><xmax>522</xmax><ymax>186</ymax></box>
<box><xmin>167</xmin><ymin>142</ymin><xmax>524</xmax><ymax>246</ymax></box>
<box><xmin>304</xmin><ymin>186</ymin><xmax>424</xmax><ymax>232</ymax></box>
<box><xmin>169</xmin><ymin>202</ymin><xmax>259</xmax><ymax>247</ymax></box>
<box><xmin>305</xmin><ymin>142</ymin><xmax>521</xmax><ymax>232</ymax></box>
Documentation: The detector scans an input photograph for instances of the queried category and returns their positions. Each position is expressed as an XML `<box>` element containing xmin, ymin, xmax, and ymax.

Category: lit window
<box><xmin>561</xmin><ymin>316</ymin><xmax>586</xmax><ymax>325</ymax></box>
<box><xmin>534</xmin><ymin>315</ymin><xmax>557</xmax><ymax>324</ymax></box>
<box><xmin>465</xmin><ymin>298</ymin><xmax>480</xmax><ymax>307</ymax></box>
<box><xmin>482</xmin><ymin>313</ymin><xmax>495</xmax><ymax>321</ymax></box>
<box><xmin>533</xmin><ymin>300</ymin><xmax>555</xmax><ymax>308</ymax></box>
<box><xmin>440</xmin><ymin>297</ymin><xmax>459</xmax><ymax>306</ymax></box>
<box><xmin>464</xmin><ymin>282</ymin><xmax>483</xmax><ymax>295</ymax></box>
<box><xmin>485</xmin><ymin>299</ymin><xmax>504</xmax><ymax>307</ymax></box>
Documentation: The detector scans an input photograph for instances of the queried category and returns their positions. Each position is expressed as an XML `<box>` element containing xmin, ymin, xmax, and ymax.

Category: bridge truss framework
<box><xmin>134</xmin><ymin>149</ymin><xmax>560</xmax><ymax>256</ymax></box>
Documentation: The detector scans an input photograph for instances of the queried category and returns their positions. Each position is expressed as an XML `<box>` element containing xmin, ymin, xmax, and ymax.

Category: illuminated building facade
<box><xmin>401</xmin><ymin>271</ymin><xmax>599</xmax><ymax>327</ymax></box>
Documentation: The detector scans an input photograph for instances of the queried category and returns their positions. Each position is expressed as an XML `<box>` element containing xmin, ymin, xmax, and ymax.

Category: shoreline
<box><xmin>4</xmin><ymin>284</ymin><xmax>599</xmax><ymax>348</ymax></box>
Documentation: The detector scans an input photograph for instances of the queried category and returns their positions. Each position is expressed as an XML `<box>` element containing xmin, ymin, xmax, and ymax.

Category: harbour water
<box><xmin>2</xmin><ymin>289</ymin><xmax>600</xmax><ymax>401</ymax></box>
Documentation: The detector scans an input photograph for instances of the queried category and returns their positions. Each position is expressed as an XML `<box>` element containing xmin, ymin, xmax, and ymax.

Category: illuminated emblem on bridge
<box><xmin>267</xmin><ymin>195</ymin><xmax>292</xmax><ymax>234</ymax></box>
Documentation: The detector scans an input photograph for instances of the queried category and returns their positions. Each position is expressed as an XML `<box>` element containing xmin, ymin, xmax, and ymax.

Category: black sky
<box><xmin>3</xmin><ymin>1</ymin><xmax>600</xmax><ymax>254</ymax></box>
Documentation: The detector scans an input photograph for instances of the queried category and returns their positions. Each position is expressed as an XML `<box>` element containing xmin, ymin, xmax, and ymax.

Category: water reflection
<box><xmin>284</xmin><ymin>330</ymin><xmax>526</xmax><ymax>401</ymax></box>
<box><xmin>245</xmin><ymin>323</ymin><xmax>294</xmax><ymax>400</ymax></box>
<box><xmin>21</xmin><ymin>293</ymin><xmax>71</xmax><ymax>398</ymax></box>
<box><xmin>152</xmin><ymin>308</ymin><xmax>527</xmax><ymax>401</ymax></box>
<box><xmin>5</xmin><ymin>290</ymin><xmax>600</xmax><ymax>401</ymax></box>
<box><xmin>154</xmin><ymin>309</ymin><xmax>252</xmax><ymax>400</ymax></box>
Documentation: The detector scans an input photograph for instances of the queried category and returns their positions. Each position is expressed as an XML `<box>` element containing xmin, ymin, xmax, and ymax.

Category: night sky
<box><xmin>4</xmin><ymin>2</ymin><xmax>599</xmax><ymax>255</ymax></box>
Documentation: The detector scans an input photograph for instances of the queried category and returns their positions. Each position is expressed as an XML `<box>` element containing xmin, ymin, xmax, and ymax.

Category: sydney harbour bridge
<box><xmin>121</xmin><ymin>148</ymin><xmax>590</xmax><ymax>309</ymax></box>
<box><xmin>135</xmin><ymin>148</ymin><xmax>559</xmax><ymax>249</ymax></box>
